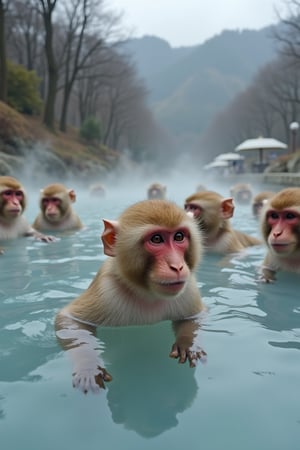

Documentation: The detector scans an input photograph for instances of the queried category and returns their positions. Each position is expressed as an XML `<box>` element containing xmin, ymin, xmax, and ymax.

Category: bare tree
<box><xmin>7</xmin><ymin>0</ymin><xmax>43</xmax><ymax>71</ymax></box>
<box><xmin>273</xmin><ymin>0</ymin><xmax>300</xmax><ymax>59</ymax></box>
<box><xmin>57</xmin><ymin>0</ymin><xmax>123</xmax><ymax>132</ymax></box>
<box><xmin>0</xmin><ymin>0</ymin><xmax>9</xmax><ymax>102</ymax></box>
<box><xmin>254</xmin><ymin>57</ymin><xmax>300</xmax><ymax>140</ymax></box>
<box><xmin>38</xmin><ymin>0</ymin><xmax>58</xmax><ymax>130</ymax></box>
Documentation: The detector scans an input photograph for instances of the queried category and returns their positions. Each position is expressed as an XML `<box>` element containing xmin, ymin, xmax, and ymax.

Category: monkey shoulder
<box><xmin>263</xmin><ymin>250</ymin><xmax>300</xmax><ymax>273</ymax></box>
<box><xmin>0</xmin><ymin>216</ymin><xmax>31</xmax><ymax>239</ymax></box>
<box><xmin>32</xmin><ymin>214</ymin><xmax>43</xmax><ymax>230</ymax></box>
<box><xmin>232</xmin><ymin>229</ymin><xmax>262</xmax><ymax>248</ymax></box>
<box><xmin>61</xmin><ymin>262</ymin><xmax>203</xmax><ymax>327</ymax></box>
<box><xmin>33</xmin><ymin>212</ymin><xmax>83</xmax><ymax>231</ymax></box>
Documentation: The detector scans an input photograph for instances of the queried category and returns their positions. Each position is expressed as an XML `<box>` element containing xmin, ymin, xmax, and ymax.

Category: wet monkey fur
<box><xmin>56</xmin><ymin>199</ymin><xmax>206</xmax><ymax>393</ymax></box>
<box><xmin>0</xmin><ymin>176</ymin><xmax>55</xmax><ymax>247</ymax></box>
<box><xmin>260</xmin><ymin>188</ymin><xmax>300</xmax><ymax>282</ymax></box>
<box><xmin>184</xmin><ymin>190</ymin><xmax>261</xmax><ymax>253</ymax></box>
<box><xmin>33</xmin><ymin>183</ymin><xmax>83</xmax><ymax>232</ymax></box>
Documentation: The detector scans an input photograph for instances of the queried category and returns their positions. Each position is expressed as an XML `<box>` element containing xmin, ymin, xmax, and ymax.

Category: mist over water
<box><xmin>0</xmin><ymin>167</ymin><xmax>299</xmax><ymax>450</ymax></box>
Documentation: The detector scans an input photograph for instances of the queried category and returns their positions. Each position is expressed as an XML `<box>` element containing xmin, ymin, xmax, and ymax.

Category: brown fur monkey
<box><xmin>55</xmin><ymin>199</ymin><xmax>206</xmax><ymax>393</ymax></box>
<box><xmin>252</xmin><ymin>191</ymin><xmax>275</xmax><ymax>218</ymax></box>
<box><xmin>0</xmin><ymin>176</ymin><xmax>55</xmax><ymax>246</ymax></box>
<box><xmin>260</xmin><ymin>188</ymin><xmax>300</xmax><ymax>282</ymax></box>
<box><xmin>230</xmin><ymin>183</ymin><xmax>253</xmax><ymax>205</ymax></box>
<box><xmin>184</xmin><ymin>190</ymin><xmax>261</xmax><ymax>253</ymax></box>
<box><xmin>33</xmin><ymin>183</ymin><xmax>83</xmax><ymax>232</ymax></box>
<box><xmin>147</xmin><ymin>183</ymin><xmax>167</xmax><ymax>200</ymax></box>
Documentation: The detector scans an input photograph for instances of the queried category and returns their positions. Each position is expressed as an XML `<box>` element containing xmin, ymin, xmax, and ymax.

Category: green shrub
<box><xmin>7</xmin><ymin>61</ymin><xmax>43</xmax><ymax>115</ymax></box>
<box><xmin>80</xmin><ymin>116</ymin><xmax>102</xmax><ymax>142</ymax></box>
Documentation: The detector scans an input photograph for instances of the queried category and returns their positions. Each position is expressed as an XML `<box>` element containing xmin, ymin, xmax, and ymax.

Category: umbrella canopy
<box><xmin>235</xmin><ymin>137</ymin><xmax>287</xmax><ymax>164</ymax></box>
<box><xmin>216</xmin><ymin>152</ymin><xmax>244</xmax><ymax>161</ymax></box>
<box><xmin>203</xmin><ymin>160</ymin><xmax>229</xmax><ymax>170</ymax></box>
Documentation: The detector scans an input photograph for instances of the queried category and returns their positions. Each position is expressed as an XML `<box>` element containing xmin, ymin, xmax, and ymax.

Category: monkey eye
<box><xmin>3</xmin><ymin>190</ymin><xmax>13</xmax><ymax>197</ymax></box>
<box><xmin>268</xmin><ymin>211</ymin><xmax>279</xmax><ymax>220</ymax></box>
<box><xmin>150</xmin><ymin>234</ymin><xmax>164</xmax><ymax>244</ymax></box>
<box><xmin>42</xmin><ymin>197</ymin><xmax>60</xmax><ymax>206</ymax></box>
<box><xmin>185</xmin><ymin>203</ymin><xmax>199</xmax><ymax>212</ymax></box>
<box><xmin>285</xmin><ymin>212</ymin><xmax>297</xmax><ymax>220</ymax></box>
<box><xmin>174</xmin><ymin>231</ymin><xmax>185</xmax><ymax>241</ymax></box>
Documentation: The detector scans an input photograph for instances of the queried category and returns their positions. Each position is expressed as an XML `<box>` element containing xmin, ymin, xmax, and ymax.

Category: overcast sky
<box><xmin>110</xmin><ymin>0</ymin><xmax>286</xmax><ymax>47</ymax></box>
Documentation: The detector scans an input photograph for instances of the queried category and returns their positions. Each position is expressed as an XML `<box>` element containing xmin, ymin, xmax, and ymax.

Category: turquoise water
<box><xmin>1</xmin><ymin>177</ymin><xmax>300</xmax><ymax>450</ymax></box>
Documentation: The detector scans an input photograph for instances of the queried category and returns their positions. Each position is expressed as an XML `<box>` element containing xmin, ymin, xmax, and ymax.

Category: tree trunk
<box><xmin>59</xmin><ymin>84</ymin><xmax>72</xmax><ymax>132</ymax></box>
<box><xmin>0</xmin><ymin>0</ymin><xmax>7</xmax><ymax>102</ymax></box>
<box><xmin>42</xmin><ymin>3</ymin><xmax>58</xmax><ymax>130</ymax></box>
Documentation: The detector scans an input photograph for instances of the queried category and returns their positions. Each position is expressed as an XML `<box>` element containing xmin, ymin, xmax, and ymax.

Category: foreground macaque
<box><xmin>260</xmin><ymin>188</ymin><xmax>300</xmax><ymax>282</ymax></box>
<box><xmin>33</xmin><ymin>183</ymin><xmax>83</xmax><ymax>231</ymax></box>
<box><xmin>184</xmin><ymin>190</ymin><xmax>261</xmax><ymax>253</ymax></box>
<box><xmin>230</xmin><ymin>183</ymin><xmax>253</xmax><ymax>205</ymax></box>
<box><xmin>56</xmin><ymin>199</ymin><xmax>206</xmax><ymax>393</ymax></box>
<box><xmin>147</xmin><ymin>182</ymin><xmax>167</xmax><ymax>200</ymax></box>
<box><xmin>252</xmin><ymin>191</ymin><xmax>275</xmax><ymax>218</ymax></box>
<box><xmin>0</xmin><ymin>176</ymin><xmax>55</xmax><ymax>245</ymax></box>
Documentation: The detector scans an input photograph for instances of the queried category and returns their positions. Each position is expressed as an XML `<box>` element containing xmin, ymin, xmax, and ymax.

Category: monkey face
<box><xmin>2</xmin><ymin>189</ymin><xmax>24</xmax><ymax>216</ymax></box>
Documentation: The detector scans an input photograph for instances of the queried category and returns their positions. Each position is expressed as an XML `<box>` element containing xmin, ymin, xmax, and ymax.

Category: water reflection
<box><xmin>1</xmin><ymin>181</ymin><xmax>300</xmax><ymax>450</ymax></box>
<box><xmin>99</xmin><ymin>323</ymin><xmax>199</xmax><ymax>437</ymax></box>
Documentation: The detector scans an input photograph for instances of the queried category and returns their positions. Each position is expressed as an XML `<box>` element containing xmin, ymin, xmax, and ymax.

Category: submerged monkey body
<box><xmin>59</xmin><ymin>259</ymin><xmax>203</xmax><ymax>328</ymax></box>
<box><xmin>56</xmin><ymin>200</ymin><xmax>206</xmax><ymax>392</ymax></box>
<box><xmin>33</xmin><ymin>183</ymin><xmax>83</xmax><ymax>232</ymax></box>
<box><xmin>0</xmin><ymin>215</ymin><xmax>34</xmax><ymax>239</ymax></box>
<box><xmin>260</xmin><ymin>188</ymin><xmax>300</xmax><ymax>281</ymax></box>
<box><xmin>0</xmin><ymin>176</ymin><xmax>55</xmax><ymax>245</ymax></box>
<box><xmin>184</xmin><ymin>190</ymin><xmax>261</xmax><ymax>253</ymax></box>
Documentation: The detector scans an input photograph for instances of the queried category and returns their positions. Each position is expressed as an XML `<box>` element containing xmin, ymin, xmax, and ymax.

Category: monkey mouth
<box><xmin>8</xmin><ymin>209</ymin><xmax>21</xmax><ymax>215</ymax></box>
<box><xmin>157</xmin><ymin>280</ymin><xmax>186</xmax><ymax>295</ymax></box>
<box><xmin>46</xmin><ymin>214</ymin><xmax>60</xmax><ymax>222</ymax></box>
<box><xmin>271</xmin><ymin>243</ymin><xmax>292</xmax><ymax>253</ymax></box>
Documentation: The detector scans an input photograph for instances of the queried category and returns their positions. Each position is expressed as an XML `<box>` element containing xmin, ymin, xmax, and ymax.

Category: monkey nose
<box><xmin>170</xmin><ymin>263</ymin><xmax>184</xmax><ymax>272</ymax></box>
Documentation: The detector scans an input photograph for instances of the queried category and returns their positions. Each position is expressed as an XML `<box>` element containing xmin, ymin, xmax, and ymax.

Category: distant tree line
<box><xmin>200</xmin><ymin>0</ymin><xmax>300</xmax><ymax>159</ymax></box>
<box><xmin>0</xmin><ymin>0</ymin><xmax>172</xmax><ymax>164</ymax></box>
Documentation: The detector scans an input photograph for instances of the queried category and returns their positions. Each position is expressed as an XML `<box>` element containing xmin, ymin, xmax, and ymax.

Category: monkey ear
<box><xmin>68</xmin><ymin>189</ymin><xmax>76</xmax><ymax>203</ymax></box>
<box><xmin>101</xmin><ymin>219</ymin><xmax>119</xmax><ymax>256</ymax></box>
<box><xmin>220</xmin><ymin>198</ymin><xmax>235</xmax><ymax>219</ymax></box>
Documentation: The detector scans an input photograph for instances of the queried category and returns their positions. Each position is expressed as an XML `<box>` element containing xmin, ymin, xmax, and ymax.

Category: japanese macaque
<box><xmin>32</xmin><ymin>183</ymin><xmax>83</xmax><ymax>231</ymax></box>
<box><xmin>230</xmin><ymin>183</ymin><xmax>253</xmax><ymax>205</ymax></box>
<box><xmin>147</xmin><ymin>182</ymin><xmax>167</xmax><ymax>200</ymax></box>
<box><xmin>0</xmin><ymin>176</ymin><xmax>55</xmax><ymax>245</ymax></box>
<box><xmin>252</xmin><ymin>191</ymin><xmax>275</xmax><ymax>218</ymax></box>
<box><xmin>55</xmin><ymin>199</ymin><xmax>206</xmax><ymax>393</ymax></box>
<box><xmin>260</xmin><ymin>188</ymin><xmax>300</xmax><ymax>282</ymax></box>
<box><xmin>184</xmin><ymin>190</ymin><xmax>261</xmax><ymax>253</ymax></box>
<box><xmin>195</xmin><ymin>184</ymin><xmax>206</xmax><ymax>192</ymax></box>
<box><xmin>89</xmin><ymin>183</ymin><xmax>106</xmax><ymax>198</ymax></box>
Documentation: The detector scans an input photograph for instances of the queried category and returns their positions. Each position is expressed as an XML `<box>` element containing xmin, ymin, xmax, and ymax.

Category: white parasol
<box><xmin>203</xmin><ymin>160</ymin><xmax>229</xmax><ymax>170</ymax></box>
<box><xmin>216</xmin><ymin>152</ymin><xmax>244</xmax><ymax>161</ymax></box>
<box><xmin>235</xmin><ymin>137</ymin><xmax>287</xmax><ymax>164</ymax></box>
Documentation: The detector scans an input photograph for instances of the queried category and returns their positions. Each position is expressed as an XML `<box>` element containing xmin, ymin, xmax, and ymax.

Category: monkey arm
<box><xmin>170</xmin><ymin>316</ymin><xmax>206</xmax><ymax>367</ymax></box>
<box><xmin>259</xmin><ymin>252</ymin><xmax>279</xmax><ymax>283</ymax></box>
<box><xmin>260</xmin><ymin>265</ymin><xmax>277</xmax><ymax>283</ymax></box>
<box><xmin>55</xmin><ymin>313</ymin><xmax>112</xmax><ymax>393</ymax></box>
<box><xmin>25</xmin><ymin>226</ymin><xmax>57</xmax><ymax>242</ymax></box>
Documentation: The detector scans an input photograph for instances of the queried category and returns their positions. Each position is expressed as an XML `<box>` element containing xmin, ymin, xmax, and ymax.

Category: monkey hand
<box><xmin>36</xmin><ymin>233</ymin><xmax>57</xmax><ymax>243</ymax></box>
<box><xmin>72</xmin><ymin>365</ymin><xmax>112</xmax><ymax>394</ymax></box>
<box><xmin>258</xmin><ymin>266</ymin><xmax>276</xmax><ymax>283</ymax></box>
<box><xmin>169</xmin><ymin>341</ymin><xmax>207</xmax><ymax>367</ymax></box>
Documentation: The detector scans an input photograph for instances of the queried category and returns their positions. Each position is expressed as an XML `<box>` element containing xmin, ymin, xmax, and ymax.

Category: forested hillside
<box><xmin>125</xmin><ymin>28</ymin><xmax>277</xmax><ymax>138</ymax></box>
